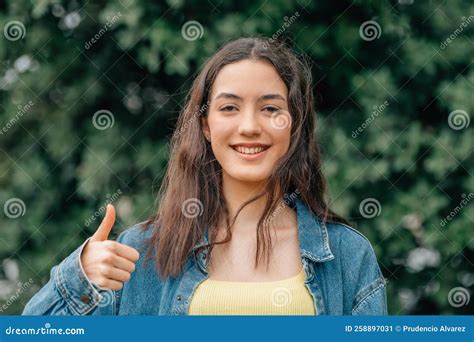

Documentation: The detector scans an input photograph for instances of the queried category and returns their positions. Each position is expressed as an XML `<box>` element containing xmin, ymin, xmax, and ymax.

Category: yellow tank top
<box><xmin>188</xmin><ymin>268</ymin><xmax>316</xmax><ymax>315</ymax></box>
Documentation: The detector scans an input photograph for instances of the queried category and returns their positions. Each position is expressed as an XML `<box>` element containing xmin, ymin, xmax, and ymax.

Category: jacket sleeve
<box><xmin>351</xmin><ymin>244</ymin><xmax>388</xmax><ymax>315</ymax></box>
<box><xmin>22</xmin><ymin>237</ymin><xmax>121</xmax><ymax>316</ymax></box>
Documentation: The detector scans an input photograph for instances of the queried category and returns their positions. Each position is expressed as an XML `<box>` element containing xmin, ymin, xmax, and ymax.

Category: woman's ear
<box><xmin>201</xmin><ymin>117</ymin><xmax>211</xmax><ymax>142</ymax></box>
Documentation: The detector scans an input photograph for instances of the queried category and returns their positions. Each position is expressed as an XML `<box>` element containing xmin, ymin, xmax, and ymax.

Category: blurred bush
<box><xmin>0</xmin><ymin>0</ymin><xmax>472</xmax><ymax>314</ymax></box>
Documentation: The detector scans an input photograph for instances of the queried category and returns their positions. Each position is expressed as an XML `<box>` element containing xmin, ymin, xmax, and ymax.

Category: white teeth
<box><xmin>234</xmin><ymin>146</ymin><xmax>265</xmax><ymax>155</ymax></box>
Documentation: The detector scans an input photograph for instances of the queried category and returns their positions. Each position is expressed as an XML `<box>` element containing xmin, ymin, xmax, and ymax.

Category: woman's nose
<box><xmin>238</xmin><ymin>110</ymin><xmax>261</xmax><ymax>136</ymax></box>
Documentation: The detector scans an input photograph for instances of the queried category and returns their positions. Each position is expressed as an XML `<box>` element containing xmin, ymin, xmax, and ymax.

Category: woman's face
<box><xmin>202</xmin><ymin>59</ymin><xmax>291</xmax><ymax>184</ymax></box>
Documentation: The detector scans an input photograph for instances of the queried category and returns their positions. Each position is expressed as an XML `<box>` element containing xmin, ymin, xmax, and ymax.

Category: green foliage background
<box><xmin>0</xmin><ymin>0</ymin><xmax>472</xmax><ymax>315</ymax></box>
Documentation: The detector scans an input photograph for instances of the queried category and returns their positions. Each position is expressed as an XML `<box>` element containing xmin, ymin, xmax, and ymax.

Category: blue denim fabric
<box><xmin>22</xmin><ymin>198</ymin><xmax>387</xmax><ymax>315</ymax></box>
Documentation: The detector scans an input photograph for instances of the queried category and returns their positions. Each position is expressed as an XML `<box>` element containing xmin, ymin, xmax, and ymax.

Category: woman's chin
<box><xmin>227</xmin><ymin>172</ymin><xmax>270</xmax><ymax>184</ymax></box>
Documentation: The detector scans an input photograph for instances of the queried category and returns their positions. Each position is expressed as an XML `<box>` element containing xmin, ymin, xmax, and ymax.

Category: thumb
<box><xmin>91</xmin><ymin>204</ymin><xmax>116</xmax><ymax>242</ymax></box>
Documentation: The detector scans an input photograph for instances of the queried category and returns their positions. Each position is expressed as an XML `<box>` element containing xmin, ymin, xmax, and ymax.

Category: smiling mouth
<box><xmin>230</xmin><ymin>145</ymin><xmax>271</xmax><ymax>155</ymax></box>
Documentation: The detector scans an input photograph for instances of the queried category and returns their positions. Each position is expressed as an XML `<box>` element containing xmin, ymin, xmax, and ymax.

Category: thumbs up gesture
<box><xmin>80</xmin><ymin>204</ymin><xmax>140</xmax><ymax>291</ymax></box>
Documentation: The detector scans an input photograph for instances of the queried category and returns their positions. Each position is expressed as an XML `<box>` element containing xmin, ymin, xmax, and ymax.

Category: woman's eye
<box><xmin>220</xmin><ymin>105</ymin><xmax>237</xmax><ymax>112</ymax></box>
<box><xmin>263</xmin><ymin>107</ymin><xmax>279</xmax><ymax>113</ymax></box>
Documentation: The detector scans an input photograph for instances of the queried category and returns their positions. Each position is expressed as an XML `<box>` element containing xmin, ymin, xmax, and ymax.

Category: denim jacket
<box><xmin>22</xmin><ymin>199</ymin><xmax>387</xmax><ymax>315</ymax></box>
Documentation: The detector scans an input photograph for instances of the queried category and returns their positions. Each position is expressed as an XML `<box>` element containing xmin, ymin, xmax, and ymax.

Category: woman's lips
<box><xmin>230</xmin><ymin>145</ymin><xmax>271</xmax><ymax>160</ymax></box>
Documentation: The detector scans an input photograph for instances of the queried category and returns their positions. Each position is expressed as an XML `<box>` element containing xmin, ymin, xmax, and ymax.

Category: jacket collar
<box><xmin>294</xmin><ymin>198</ymin><xmax>334</xmax><ymax>263</ymax></box>
<box><xmin>191</xmin><ymin>196</ymin><xmax>334</xmax><ymax>265</ymax></box>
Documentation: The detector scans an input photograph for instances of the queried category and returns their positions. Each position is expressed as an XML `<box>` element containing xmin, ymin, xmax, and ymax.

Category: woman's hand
<box><xmin>80</xmin><ymin>204</ymin><xmax>140</xmax><ymax>291</ymax></box>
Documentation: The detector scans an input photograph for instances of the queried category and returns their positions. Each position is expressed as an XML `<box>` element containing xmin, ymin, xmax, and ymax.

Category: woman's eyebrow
<box><xmin>213</xmin><ymin>92</ymin><xmax>286</xmax><ymax>102</ymax></box>
<box><xmin>214</xmin><ymin>92</ymin><xmax>242</xmax><ymax>101</ymax></box>
<box><xmin>259</xmin><ymin>94</ymin><xmax>287</xmax><ymax>102</ymax></box>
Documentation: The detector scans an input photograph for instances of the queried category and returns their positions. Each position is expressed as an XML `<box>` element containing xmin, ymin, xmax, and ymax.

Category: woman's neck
<box><xmin>221</xmin><ymin>173</ymin><xmax>293</xmax><ymax>236</ymax></box>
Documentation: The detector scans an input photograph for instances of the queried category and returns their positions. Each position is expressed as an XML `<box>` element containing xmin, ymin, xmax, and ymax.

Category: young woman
<box><xmin>23</xmin><ymin>37</ymin><xmax>387</xmax><ymax>315</ymax></box>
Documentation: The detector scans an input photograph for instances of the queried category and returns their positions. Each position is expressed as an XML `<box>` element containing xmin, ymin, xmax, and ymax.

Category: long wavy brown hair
<box><xmin>142</xmin><ymin>37</ymin><xmax>350</xmax><ymax>278</ymax></box>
